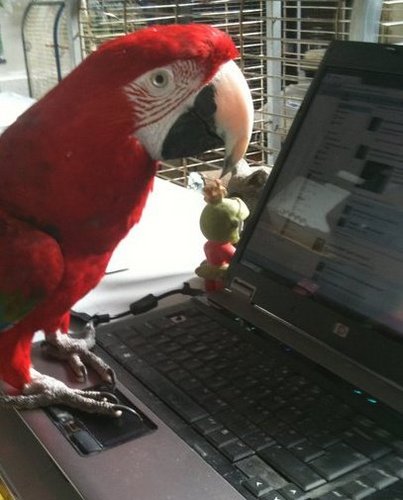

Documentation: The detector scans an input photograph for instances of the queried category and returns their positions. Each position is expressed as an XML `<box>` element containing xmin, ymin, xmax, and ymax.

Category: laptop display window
<box><xmin>243</xmin><ymin>68</ymin><xmax>403</xmax><ymax>339</ymax></box>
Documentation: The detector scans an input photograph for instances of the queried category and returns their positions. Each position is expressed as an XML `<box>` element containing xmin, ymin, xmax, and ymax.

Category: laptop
<box><xmin>2</xmin><ymin>40</ymin><xmax>403</xmax><ymax>500</ymax></box>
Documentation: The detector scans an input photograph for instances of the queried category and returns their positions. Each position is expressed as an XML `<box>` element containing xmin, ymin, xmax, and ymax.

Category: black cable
<box><xmin>71</xmin><ymin>282</ymin><xmax>204</xmax><ymax>327</ymax></box>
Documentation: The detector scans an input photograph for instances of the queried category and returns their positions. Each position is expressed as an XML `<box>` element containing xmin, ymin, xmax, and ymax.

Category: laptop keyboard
<box><xmin>96</xmin><ymin>301</ymin><xmax>403</xmax><ymax>499</ymax></box>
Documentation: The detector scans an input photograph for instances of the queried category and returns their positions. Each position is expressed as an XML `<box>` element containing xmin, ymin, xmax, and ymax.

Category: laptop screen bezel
<box><xmin>226</xmin><ymin>40</ymin><xmax>403</xmax><ymax>399</ymax></box>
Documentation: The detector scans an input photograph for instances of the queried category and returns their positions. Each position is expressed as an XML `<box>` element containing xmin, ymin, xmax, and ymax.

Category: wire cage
<box><xmin>78</xmin><ymin>0</ymin><xmax>267</xmax><ymax>185</ymax></box>
<box><xmin>21</xmin><ymin>0</ymin><xmax>403</xmax><ymax>185</ymax></box>
<box><xmin>76</xmin><ymin>0</ymin><xmax>403</xmax><ymax>186</ymax></box>
<box><xmin>22</xmin><ymin>0</ymin><xmax>80</xmax><ymax>99</ymax></box>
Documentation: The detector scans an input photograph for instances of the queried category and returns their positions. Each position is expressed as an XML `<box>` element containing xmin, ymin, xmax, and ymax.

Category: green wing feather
<box><xmin>0</xmin><ymin>291</ymin><xmax>39</xmax><ymax>331</ymax></box>
<box><xmin>0</xmin><ymin>211</ymin><xmax>64</xmax><ymax>332</ymax></box>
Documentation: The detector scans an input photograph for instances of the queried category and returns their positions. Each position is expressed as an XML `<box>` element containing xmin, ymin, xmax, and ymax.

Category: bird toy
<box><xmin>196</xmin><ymin>179</ymin><xmax>249</xmax><ymax>291</ymax></box>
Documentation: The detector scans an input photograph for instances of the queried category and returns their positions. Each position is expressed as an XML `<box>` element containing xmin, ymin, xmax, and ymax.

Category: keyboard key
<box><xmin>195</xmin><ymin>366</ymin><xmax>216</xmax><ymax>380</ymax></box>
<box><xmin>141</xmin><ymin>350</ymin><xmax>167</xmax><ymax>365</ymax></box>
<box><xmin>310</xmin><ymin>442</ymin><xmax>369</xmax><ymax>481</ymax></box>
<box><xmin>178</xmin><ymin>427</ymin><xmax>235</xmax><ymax>477</ymax></box>
<box><xmin>358</xmin><ymin>468</ymin><xmax>398</xmax><ymax>490</ymax></box>
<box><xmin>289</xmin><ymin>439</ymin><xmax>324</xmax><ymax>462</ymax></box>
<box><xmin>177</xmin><ymin>334</ymin><xmax>197</xmax><ymax>346</ymax></box>
<box><xmin>181</xmin><ymin>358</ymin><xmax>203</xmax><ymax>371</ymax></box>
<box><xmin>97</xmin><ymin>330</ymin><xmax>119</xmax><ymax>348</ymax></box>
<box><xmin>363</xmin><ymin>479</ymin><xmax>403</xmax><ymax>499</ymax></box>
<box><xmin>205</xmin><ymin>375</ymin><xmax>228</xmax><ymax>390</ymax></box>
<box><xmin>225</xmin><ymin>418</ymin><xmax>257</xmax><ymax>437</ymax></box>
<box><xmin>158</xmin><ymin>341</ymin><xmax>181</xmax><ymax>354</ymax></box>
<box><xmin>177</xmin><ymin>376</ymin><xmax>201</xmax><ymax>392</ymax></box>
<box><xmin>339</xmin><ymin>478</ymin><xmax>376</xmax><ymax>499</ymax></box>
<box><xmin>107</xmin><ymin>343</ymin><xmax>135</xmax><ymax>363</ymax></box>
<box><xmin>370</xmin><ymin>426</ymin><xmax>394</xmax><ymax>443</ymax></box>
<box><xmin>308</xmin><ymin>428</ymin><xmax>340</xmax><ymax>449</ymax></box>
<box><xmin>260</xmin><ymin>445</ymin><xmax>326</xmax><ymax>491</ymax></box>
<box><xmin>167</xmin><ymin>368</ymin><xmax>190</xmax><ymax>383</ymax></box>
<box><xmin>276</xmin><ymin>406</ymin><xmax>305</xmax><ymax>425</ymax></box>
<box><xmin>248</xmin><ymin>407</ymin><xmax>273</xmax><ymax>425</ymax></box>
<box><xmin>199</xmin><ymin>349</ymin><xmax>219</xmax><ymax>362</ymax></box>
<box><xmin>170</xmin><ymin>349</ymin><xmax>192</xmax><ymax>362</ymax></box>
<box><xmin>132</xmin><ymin>322</ymin><xmax>159</xmax><ymax>336</ymax></box>
<box><xmin>208</xmin><ymin>428</ymin><xmax>237</xmax><ymax>448</ymax></box>
<box><xmin>126</xmin><ymin>335</ymin><xmax>147</xmax><ymax>348</ymax></box>
<box><xmin>221</xmin><ymin>439</ymin><xmax>254</xmax><ymax>462</ymax></box>
<box><xmin>269</xmin><ymin>425</ymin><xmax>305</xmax><ymax>448</ymax></box>
<box><xmin>193</xmin><ymin>416</ymin><xmax>223</xmax><ymax>435</ymax></box>
<box><xmin>113</xmin><ymin>326</ymin><xmax>137</xmax><ymax>341</ymax></box>
<box><xmin>317</xmin><ymin>492</ymin><xmax>348</xmax><ymax>499</ymax></box>
<box><xmin>157</xmin><ymin>359</ymin><xmax>180</xmax><ymax>373</ymax></box>
<box><xmin>379</xmin><ymin>455</ymin><xmax>403</xmax><ymax>478</ymax></box>
<box><xmin>190</xmin><ymin>386</ymin><xmax>213</xmax><ymax>401</ymax></box>
<box><xmin>263</xmin><ymin>492</ymin><xmax>286</xmax><ymax>500</ymax></box>
<box><xmin>201</xmin><ymin>395</ymin><xmax>228</xmax><ymax>414</ymax></box>
<box><xmin>165</xmin><ymin>325</ymin><xmax>186</xmax><ymax>338</ymax></box>
<box><xmin>342</xmin><ymin>429</ymin><xmax>391</xmax><ymax>459</ymax></box>
<box><xmin>150</xmin><ymin>334</ymin><xmax>170</xmax><ymax>346</ymax></box>
<box><xmin>243</xmin><ymin>477</ymin><xmax>272</xmax><ymax>497</ymax></box>
<box><xmin>189</xmin><ymin>341</ymin><xmax>208</xmax><ymax>354</ymax></box>
<box><xmin>243</xmin><ymin>430</ymin><xmax>275</xmax><ymax>452</ymax></box>
<box><xmin>278</xmin><ymin>483</ymin><xmax>304</xmax><ymax>499</ymax></box>
<box><xmin>235</xmin><ymin>455</ymin><xmax>287</xmax><ymax>489</ymax></box>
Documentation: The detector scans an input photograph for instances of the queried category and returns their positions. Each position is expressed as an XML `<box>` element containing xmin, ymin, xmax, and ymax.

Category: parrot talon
<box><xmin>0</xmin><ymin>371</ymin><xmax>122</xmax><ymax>417</ymax></box>
<box><xmin>43</xmin><ymin>330</ymin><xmax>116</xmax><ymax>386</ymax></box>
<box><xmin>93</xmin><ymin>391</ymin><xmax>119</xmax><ymax>404</ymax></box>
<box><xmin>114</xmin><ymin>404</ymin><xmax>143</xmax><ymax>421</ymax></box>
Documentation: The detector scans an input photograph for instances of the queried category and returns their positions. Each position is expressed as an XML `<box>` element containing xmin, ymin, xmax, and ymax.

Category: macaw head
<box><xmin>73</xmin><ymin>24</ymin><xmax>253</xmax><ymax>174</ymax></box>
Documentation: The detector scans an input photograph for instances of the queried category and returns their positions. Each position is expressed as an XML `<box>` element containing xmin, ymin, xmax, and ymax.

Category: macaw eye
<box><xmin>150</xmin><ymin>69</ymin><xmax>171</xmax><ymax>88</ymax></box>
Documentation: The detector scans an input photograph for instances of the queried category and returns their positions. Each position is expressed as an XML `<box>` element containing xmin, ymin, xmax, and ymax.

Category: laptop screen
<box><xmin>243</xmin><ymin>66</ymin><xmax>403</xmax><ymax>339</ymax></box>
<box><xmin>229</xmin><ymin>42</ymin><xmax>403</xmax><ymax>402</ymax></box>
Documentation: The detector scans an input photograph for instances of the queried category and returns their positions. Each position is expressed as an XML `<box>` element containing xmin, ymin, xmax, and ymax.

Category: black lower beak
<box><xmin>161</xmin><ymin>85</ymin><xmax>224</xmax><ymax>160</ymax></box>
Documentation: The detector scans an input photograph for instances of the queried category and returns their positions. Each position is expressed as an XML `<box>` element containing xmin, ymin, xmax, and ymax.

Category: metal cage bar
<box><xmin>22</xmin><ymin>0</ymin><xmax>78</xmax><ymax>99</ymax></box>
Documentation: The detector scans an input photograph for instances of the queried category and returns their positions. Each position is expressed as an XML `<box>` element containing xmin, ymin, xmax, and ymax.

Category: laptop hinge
<box><xmin>229</xmin><ymin>278</ymin><xmax>256</xmax><ymax>302</ymax></box>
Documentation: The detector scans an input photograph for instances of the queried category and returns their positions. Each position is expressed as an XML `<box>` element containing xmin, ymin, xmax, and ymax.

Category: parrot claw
<box><xmin>42</xmin><ymin>323</ymin><xmax>116</xmax><ymax>386</ymax></box>
<box><xmin>0</xmin><ymin>371</ymin><xmax>122</xmax><ymax>417</ymax></box>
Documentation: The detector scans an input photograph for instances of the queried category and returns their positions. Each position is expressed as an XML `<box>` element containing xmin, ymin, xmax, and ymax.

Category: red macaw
<box><xmin>0</xmin><ymin>24</ymin><xmax>253</xmax><ymax>415</ymax></box>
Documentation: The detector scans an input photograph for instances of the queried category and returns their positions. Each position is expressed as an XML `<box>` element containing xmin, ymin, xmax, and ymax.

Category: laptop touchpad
<box><xmin>45</xmin><ymin>385</ymin><xmax>157</xmax><ymax>455</ymax></box>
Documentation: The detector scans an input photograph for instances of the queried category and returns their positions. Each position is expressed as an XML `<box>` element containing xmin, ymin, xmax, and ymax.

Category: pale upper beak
<box><xmin>212</xmin><ymin>60</ymin><xmax>254</xmax><ymax>177</ymax></box>
<box><xmin>161</xmin><ymin>60</ymin><xmax>254</xmax><ymax>175</ymax></box>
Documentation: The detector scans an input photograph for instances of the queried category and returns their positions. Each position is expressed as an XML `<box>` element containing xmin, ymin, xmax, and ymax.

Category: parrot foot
<box><xmin>0</xmin><ymin>370</ymin><xmax>123</xmax><ymax>417</ymax></box>
<box><xmin>42</xmin><ymin>322</ymin><xmax>115</xmax><ymax>385</ymax></box>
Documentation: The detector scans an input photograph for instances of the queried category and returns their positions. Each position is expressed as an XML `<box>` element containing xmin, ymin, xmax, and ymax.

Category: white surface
<box><xmin>0</xmin><ymin>91</ymin><xmax>35</xmax><ymax>133</ymax></box>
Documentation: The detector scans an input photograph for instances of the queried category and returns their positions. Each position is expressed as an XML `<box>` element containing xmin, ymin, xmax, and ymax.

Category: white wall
<box><xmin>0</xmin><ymin>1</ymin><xmax>31</xmax><ymax>95</ymax></box>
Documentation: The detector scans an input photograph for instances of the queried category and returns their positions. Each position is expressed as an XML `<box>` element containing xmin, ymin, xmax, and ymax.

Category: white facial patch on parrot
<box><xmin>125</xmin><ymin>59</ymin><xmax>205</xmax><ymax>159</ymax></box>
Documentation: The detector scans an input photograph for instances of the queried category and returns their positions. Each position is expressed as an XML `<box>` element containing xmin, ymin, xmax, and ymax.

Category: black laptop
<box><xmin>2</xmin><ymin>40</ymin><xmax>403</xmax><ymax>500</ymax></box>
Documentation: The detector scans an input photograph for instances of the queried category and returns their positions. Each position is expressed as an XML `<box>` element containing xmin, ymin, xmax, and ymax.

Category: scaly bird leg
<box><xmin>41</xmin><ymin>321</ymin><xmax>115</xmax><ymax>385</ymax></box>
<box><xmin>0</xmin><ymin>370</ymin><xmax>122</xmax><ymax>416</ymax></box>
